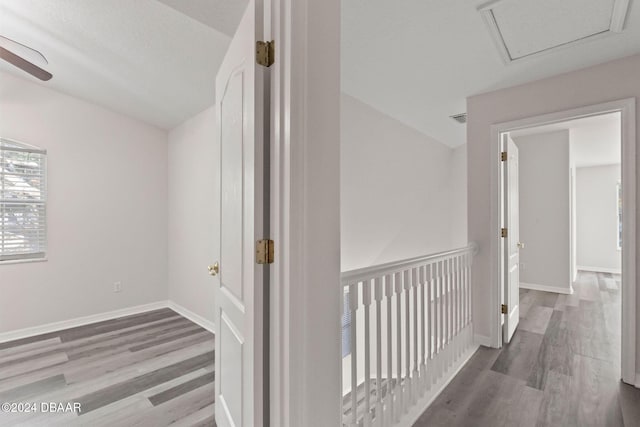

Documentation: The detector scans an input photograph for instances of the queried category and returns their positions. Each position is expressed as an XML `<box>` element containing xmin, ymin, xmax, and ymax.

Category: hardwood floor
<box><xmin>414</xmin><ymin>271</ymin><xmax>640</xmax><ymax>427</ymax></box>
<box><xmin>0</xmin><ymin>308</ymin><xmax>215</xmax><ymax>426</ymax></box>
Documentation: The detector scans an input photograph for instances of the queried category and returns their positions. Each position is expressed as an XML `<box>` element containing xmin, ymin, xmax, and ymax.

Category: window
<box><xmin>0</xmin><ymin>138</ymin><xmax>47</xmax><ymax>262</ymax></box>
<box><xmin>617</xmin><ymin>180</ymin><xmax>622</xmax><ymax>250</ymax></box>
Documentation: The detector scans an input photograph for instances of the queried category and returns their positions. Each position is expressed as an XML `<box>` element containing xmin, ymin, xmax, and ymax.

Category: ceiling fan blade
<box><xmin>0</xmin><ymin>46</ymin><xmax>52</xmax><ymax>81</ymax></box>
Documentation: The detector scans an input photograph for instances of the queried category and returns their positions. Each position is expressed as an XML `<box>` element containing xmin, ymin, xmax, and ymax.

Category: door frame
<box><xmin>268</xmin><ymin>0</ymin><xmax>342</xmax><ymax>426</ymax></box>
<box><xmin>489</xmin><ymin>98</ymin><xmax>637</xmax><ymax>385</ymax></box>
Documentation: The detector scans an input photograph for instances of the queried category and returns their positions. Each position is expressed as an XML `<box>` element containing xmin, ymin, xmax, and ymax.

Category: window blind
<box><xmin>0</xmin><ymin>139</ymin><xmax>47</xmax><ymax>262</ymax></box>
<box><xmin>342</xmin><ymin>289</ymin><xmax>351</xmax><ymax>357</ymax></box>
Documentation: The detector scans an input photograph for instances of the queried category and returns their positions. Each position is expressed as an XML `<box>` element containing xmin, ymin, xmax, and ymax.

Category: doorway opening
<box><xmin>491</xmin><ymin>99</ymin><xmax>636</xmax><ymax>385</ymax></box>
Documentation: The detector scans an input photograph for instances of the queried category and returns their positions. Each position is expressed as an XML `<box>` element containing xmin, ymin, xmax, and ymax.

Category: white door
<box><xmin>503</xmin><ymin>135</ymin><xmax>520</xmax><ymax>343</ymax></box>
<box><xmin>214</xmin><ymin>1</ymin><xmax>267</xmax><ymax>426</ymax></box>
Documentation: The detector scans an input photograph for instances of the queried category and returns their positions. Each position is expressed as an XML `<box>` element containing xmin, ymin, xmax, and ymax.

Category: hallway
<box><xmin>414</xmin><ymin>272</ymin><xmax>640</xmax><ymax>427</ymax></box>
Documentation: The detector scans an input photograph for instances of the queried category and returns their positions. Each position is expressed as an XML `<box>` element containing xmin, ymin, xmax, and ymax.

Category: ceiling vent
<box><xmin>478</xmin><ymin>0</ymin><xmax>630</xmax><ymax>63</ymax></box>
<box><xmin>450</xmin><ymin>113</ymin><xmax>467</xmax><ymax>124</ymax></box>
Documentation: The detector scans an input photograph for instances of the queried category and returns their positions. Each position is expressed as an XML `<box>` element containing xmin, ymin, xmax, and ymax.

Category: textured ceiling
<box><xmin>155</xmin><ymin>0</ymin><xmax>248</xmax><ymax>37</ymax></box>
<box><xmin>342</xmin><ymin>0</ymin><xmax>640</xmax><ymax>147</ymax></box>
<box><xmin>0</xmin><ymin>0</ymin><xmax>235</xmax><ymax>130</ymax></box>
<box><xmin>1</xmin><ymin>0</ymin><xmax>639</xmax><ymax>142</ymax></box>
<box><xmin>491</xmin><ymin>0</ymin><xmax>615</xmax><ymax>59</ymax></box>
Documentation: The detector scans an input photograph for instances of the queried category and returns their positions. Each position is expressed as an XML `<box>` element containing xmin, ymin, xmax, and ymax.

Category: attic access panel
<box><xmin>479</xmin><ymin>0</ymin><xmax>630</xmax><ymax>62</ymax></box>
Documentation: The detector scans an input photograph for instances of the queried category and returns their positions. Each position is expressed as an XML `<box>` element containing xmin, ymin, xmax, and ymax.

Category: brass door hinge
<box><xmin>256</xmin><ymin>239</ymin><xmax>275</xmax><ymax>264</ymax></box>
<box><xmin>256</xmin><ymin>41</ymin><xmax>275</xmax><ymax>67</ymax></box>
<box><xmin>501</xmin><ymin>151</ymin><xmax>507</xmax><ymax>161</ymax></box>
<box><xmin>501</xmin><ymin>304</ymin><xmax>508</xmax><ymax>314</ymax></box>
<box><xmin>501</xmin><ymin>228</ymin><xmax>508</xmax><ymax>238</ymax></box>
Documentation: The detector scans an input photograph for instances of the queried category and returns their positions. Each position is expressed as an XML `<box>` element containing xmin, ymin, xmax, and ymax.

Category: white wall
<box><xmin>341</xmin><ymin>94</ymin><xmax>465</xmax><ymax>272</ymax></box>
<box><xmin>450</xmin><ymin>145</ymin><xmax>468</xmax><ymax>248</ymax></box>
<box><xmin>167</xmin><ymin>106</ymin><xmax>218</xmax><ymax>325</ymax></box>
<box><xmin>576</xmin><ymin>165</ymin><xmax>622</xmax><ymax>273</ymax></box>
<box><xmin>0</xmin><ymin>72</ymin><xmax>168</xmax><ymax>334</ymax></box>
<box><xmin>466</xmin><ymin>53</ymin><xmax>640</xmax><ymax>373</ymax></box>
<box><xmin>513</xmin><ymin>131</ymin><xmax>571</xmax><ymax>293</ymax></box>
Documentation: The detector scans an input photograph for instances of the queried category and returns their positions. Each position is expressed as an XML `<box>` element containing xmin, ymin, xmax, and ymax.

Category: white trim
<box><xmin>0</xmin><ymin>301</ymin><xmax>168</xmax><ymax>344</ymax></box>
<box><xmin>0</xmin><ymin>257</ymin><xmax>48</xmax><ymax>266</ymax></box>
<box><xmin>269</xmin><ymin>0</ymin><xmax>341</xmax><ymax>425</ymax></box>
<box><xmin>342</xmin><ymin>244</ymin><xmax>478</xmax><ymax>284</ymax></box>
<box><xmin>576</xmin><ymin>266</ymin><xmax>622</xmax><ymax>275</ymax></box>
<box><xmin>490</xmin><ymin>98</ymin><xmax>636</xmax><ymax>383</ymax></box>
<box><xmin>396</xmin><ymin>343</ymin><xmax>480</xmax><ymax>427</ymax></box>
<box><xmin>478</xmin><ymin>0</ymin><xmax>630</xmax><ymax>63</ymax></box>
<box><xmin>474</xmin><ymin>333</ymin><xmax>493</xmax><ymax>347</ymax></box>
<box><xmin>167</xmin><ymin>301</ymin><xmax>215</xmax><ymax>334</ymax></box>
<box><xmin>520</xmin><ymin>282</ymin><xmax>574</xmax><ymax>295</ymax></box>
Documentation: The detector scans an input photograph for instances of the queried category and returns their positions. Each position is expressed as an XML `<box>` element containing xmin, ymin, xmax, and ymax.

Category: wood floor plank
<box><xmin>170</xmin><ymin>403</ymin><xmax>216</xmax><ymax>427</ymax></box>
<box><xmin>129</xmin><ymin>326</ymin><xmax>207</xmax><ymax>352</ymax></box>
<box><xmin>0</xmin><ymin>352</ymin><xmax>69</xmax><ymax>380</ymax></box>
<box><xmin>412</xmin><ymin>272</ymin><xmax>636</xmax><ymax>427</ymax></box>
<box><xmin>102</xmin><ymin>381</ymin><xmax>215</xmax><ymax>427</ymax></box>
<box><xmin>0</xmin><ymin>318</ymin><xmax>192</xmax><ymax>369</ymax></box>
<box><xmin>0</xmin><ymin>330</ymin><xmax>212</xmax><ymax>395</ymax></box>
<box><xmin>619</xmin><ymin>381</ymin><xmax>640</xmax><ymax>427</ymax></box>
<box><xmin>0</xmin><ymin>337</ymin><xmax>62</xmax><ymax>359</ymax></box>
<box><xmin>76</xmin><ymin>351</ymin><xmax>213</xmax><ymax>413</ymax></box>
<box><xmin>518</xmin><ymin>306</ymin><xmax>553</xmax><ymax>335</ymax></box>
<box><xmin>0</xmin><ymin>373</ymin><xmax>66</xmax><ymax>402</ymax></box>
<box><xmin>64</xmin><ymin>332</ymin><xmax>212</xmax><ymax>384</ymax></box>
<box><xmin>70</xmin><ymin>369</ymin><xmax>210</xmax><ymax>426</ymax></box>
<box><xmin>148</xmin><ymin>371</ymin><xmax>215</xmax><ymax>406</ymax></box>
<box><xmin>491</xmin><ymin>330</ymin><xmax>544</xmax><ymax>382</ymax></box>
<box><xmin>0</xmin><ymin>309</ymin><xmax>215</xmax><ymax>426</ymax></box>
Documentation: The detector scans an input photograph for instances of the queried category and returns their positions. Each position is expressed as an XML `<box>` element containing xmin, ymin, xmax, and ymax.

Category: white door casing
<box><xmin>490</xmin><ymin>99</ymin><xmax>635</xmax><ymax>384</ymax></box>
<box><xmin>503</xmin><ymin>135</ymin><xmax>520</xmax><ymax>343</ymax></box>
<box><xmin>215</xmin><ymin>1</ymin><xmax>267</xmax><ymax>426</ymax></box>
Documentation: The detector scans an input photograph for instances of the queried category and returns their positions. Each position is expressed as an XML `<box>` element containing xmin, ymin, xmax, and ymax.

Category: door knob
<box><xmin>208</xmin><ymin>262</ymin><xmax>219</xmax><ymax>276</ymax></box>
<box><xmin>517</xmin><ymin>242</ymin><xmax>525</xmax><ymax>249</ymax></box>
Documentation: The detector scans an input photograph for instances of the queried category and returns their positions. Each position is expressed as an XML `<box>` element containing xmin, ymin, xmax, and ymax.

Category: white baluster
<box><xmin>419</xmin><ymin>264</ymin><xmax>426</xmax><ymax>393</ymax></box>
<box><xmin>466</xmin><ymin>252</ymin><xmax>470</xmax><ymax>326</ymax></box>
<box><xmin>363</xmin><ymin>279</ymin><xmax>372</xmax><ymax>427</ymax></box>
<box><xmin>395</xmin><ymin>271</ymin><xmax>403</xmax><ymax>420</ymax></box>
<box><xmin>403</xmin><ymin>269</ymin><xmax>411</xmax><ymax>410</ymax></box>
<box><xmin>426</xmin><ymin>262</ymin><xmax>433</xmax><ymax>387</ymax></box>
<box><xmin>438</xmin><ymin>261</ymin><xmax>446</xmax><ymax>378</ymax></box>
<box><xmin>349</xmin><ymin>282</ymin><xmax>359</xmax><ymax>427</ymax></box>
<box><xmin>374</xmin><ymin>277</ymin><xmax>383</xmax><ymax>427</ymax></box>
<box><xmin>452</xmin><ymin>256</ymin><xmax>460</xmax><ymax>361</ymax></box>
<box><xmin>412</xmin><ymin>267</ymin><xmax>418</xmax><ymax>402</ymax></box>
<box><xmin>385</xmin><ymin>273</ymin><xmax>393</xmax><ymax>426</ymax></box>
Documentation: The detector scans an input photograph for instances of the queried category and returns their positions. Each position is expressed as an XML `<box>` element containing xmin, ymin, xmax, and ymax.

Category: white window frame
<box><xmin>0</xmin><ymin>138</ymin><xmax>47</xmax><ymax>263</ymax></box>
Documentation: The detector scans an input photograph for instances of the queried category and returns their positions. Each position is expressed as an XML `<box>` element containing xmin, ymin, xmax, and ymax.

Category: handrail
<box><xmin>341</xmin><ymin>242</ymin><xmax>478</xmax><ymax>285</ymax></box>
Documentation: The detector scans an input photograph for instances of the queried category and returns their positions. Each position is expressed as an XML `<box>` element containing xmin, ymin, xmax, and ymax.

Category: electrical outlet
<box><xmin>114</xmin><ymin>281</ymin><xmax>122</xmax><ymax>293</ymax></box>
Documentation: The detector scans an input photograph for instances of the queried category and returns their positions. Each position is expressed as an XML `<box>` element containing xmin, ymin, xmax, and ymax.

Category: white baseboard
<box><xmin>167</xmin><ymin>301</ymin><xmax>215</xmax><ymax>334</ymax></box>
<box><xmin>577</xmin><ymin>266</ymin><xmax>621</xmax><ymax>275</ymax></box>
<box><xmin>0</xmin><ymin>301</ymin><xmax>169</xmax><ymax>344</ymax></box>
<box><xmin>474</xmin><ymin>333</ymin><xmax>493</xmax><ymax>347</ymax></box>
<box><xmin>520</xmin><ymin>282</ymin><xmax>573</xmax><ymax>295</ymax></box>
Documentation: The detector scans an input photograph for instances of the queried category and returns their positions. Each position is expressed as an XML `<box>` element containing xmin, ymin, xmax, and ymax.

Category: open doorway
<box><xmin>493</xmin><ymin>99</ymin><xmax>636</xmax><ymax>385</ymax></box>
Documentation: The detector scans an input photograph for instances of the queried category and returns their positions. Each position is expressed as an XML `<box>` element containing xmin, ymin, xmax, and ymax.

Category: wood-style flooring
<box><xmin>0</xmin><ymin>308</ymin><xmax>216</xmax><ymax>426</ymax></box>
<box><xmin>414</xmin><ymin>271</ymin><xmax>640</xmax><ymax>427</ymax></box>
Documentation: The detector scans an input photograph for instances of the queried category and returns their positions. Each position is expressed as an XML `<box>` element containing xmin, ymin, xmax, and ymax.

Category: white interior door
<box><xmin>503</xmin><ymin>135</ymin><xmax>520</xmax><ymax>343</ymax></box>
<box><xmin>215</xmin><ymin>1</ymin><xmax>267</xmax><ymax>426</ymax></box>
